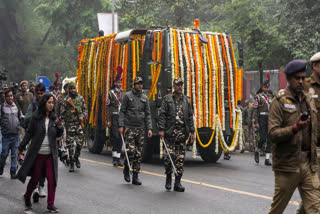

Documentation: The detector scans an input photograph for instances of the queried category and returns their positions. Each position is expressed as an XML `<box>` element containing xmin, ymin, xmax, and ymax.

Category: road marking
<box><xmin>80</xmin><ymin>158</ymin><xmax>299</xmax><ymax>206</ymax></box>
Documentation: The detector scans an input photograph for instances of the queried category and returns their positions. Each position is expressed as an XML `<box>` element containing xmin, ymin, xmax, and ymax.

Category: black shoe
<box><xmin>10</xmin><ymin>172</ymin><xmax>17</xmax><ymax>179</ymax></box>
<box><xmin>32</xmin><ymin>190</ymin><xmax>39</xmax><ymax>203</ymax></box>
<box><xmin>23</xmin><ymin>195</ymin><xmax>32</xmax><ymax>208</ymax></box>
<box><xmin>254</xmin><ymin>151</ymin><xmax>259</xmax><ymax>163</ymax></box>
<box><xmin>112</xmin><ymin>157</ymin><xmax>118</xmax><ymax>167</ymax></box>
<box><xmin>240</xmin><ymin>149</ymin><xmax>245</xmax><ymax>153</ymax></box>
<box><xmin>265</xmin><ymin>159</ymin><xmax>272</xmax><ymax>166</ymax></box>
<box><xmin>132</xmin><ymin>172</ymin><xmax>142</xmax><ymax>185</ymax></box>
<box><xmin>224</xmin><ymin>153</ymin><xmax>231</xmax><ymax>160</ymax></box>
<box><xmin>75</xmin><ymin>158</ymin><xmax>81</xmax><ymax>168</ymax></box>
<box><xmin>165</xmin><ymin>174</ymin><xmax>172</xmax><ymax>190</ymax></box>
<box><xmin>174</xmin><ymin>176</ymin><xmax>185</xmax><ymax>192</ymax></box>
<box><xmin>116</xmin><ymin>158</ymin><xmax>123</xmax><ymax>167</ymax></box>
<box><xmin>123</xmin><ymin>165</ymin><xmax>130</xmax><ymax>182</ymax></box>
<box><xmin>0</xmin><ymin>166</ymin><xmax>3</xmax><ymax>176</ymax></box>
<box><xmin>69</xmin><ymin>162</ymin><xmax>75</xmax><ymax>172</ymax></box>
<box><xmin>47</xmin><ymin>205</ymin><xmax>59</xmax><ymax>213</ymax></box>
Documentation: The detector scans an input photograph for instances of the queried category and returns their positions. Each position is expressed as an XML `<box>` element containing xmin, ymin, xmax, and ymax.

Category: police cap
<box><xmin>283</xmin><ymin>60</ymin><xmax>307</xmax><ymax>75</ymax></box>
<box><xmin>173</xmin><ymin>77</ymin><xmax>183</xmax><ymax>85</ymax></box>
<box><xmin>310</xmin><ymin>52</ymin><xmax>320</xmax><ymax>63</ymax></box>
<box><xmin>20</xmin><ymin>80</ymin><xmax>28</xmax><ymax>87</ymax></box>
<box><xmin>134</xmin><ymin>76</ymin><xmax>143</xmax><ymax>85</ymax></box>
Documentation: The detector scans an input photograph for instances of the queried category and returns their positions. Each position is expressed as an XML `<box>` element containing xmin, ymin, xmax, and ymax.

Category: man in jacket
<box><xmin>107</xmin><ymin>67</ymin><xmax>125</xmax><ymax>166</ymax></box>
<box><xmin>119</xmin><ymin>76</ymin><xmax>152</xmax><ymax>185</ymax></box>
<box><xmin>158</xmin><ymin>77</ymin><xmax>195</xmax><ymax>192</ymax></box>
<box><xmin>60</xmin><ymin>82</ymin><xmax>87</xmax><ymax>172</ymax></box>
<box><xmin>15</xmin><ymin>80</ymin><xmax>33</xmax><ymax>116</ymax></box>
<box><xmin>253</xmin><ymin>80</ymin><xmax>273</xmax><ymax>165</ymax></box>
<box><xmin>0</xmin><ymin>89</ymin><xmax>22</xmax><ymax>179</ymax></box>
<box><xmin>268</xmin><ymin>60</ymin><xmax>320</xmax><ymax>214</ymax></box>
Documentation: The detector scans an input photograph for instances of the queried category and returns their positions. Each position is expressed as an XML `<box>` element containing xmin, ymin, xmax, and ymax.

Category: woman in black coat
<box><xmin>17</xmin><ymin>94</ymin><xmax>63</xmax><ymax>213</ymax></box>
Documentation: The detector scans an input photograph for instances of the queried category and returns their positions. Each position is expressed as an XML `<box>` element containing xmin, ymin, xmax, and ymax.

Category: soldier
<box><xmin>60</xmin><ymin>82</ymin><xmax>87</xmax><ymax>172</ymax></box>
<box><xmin>253</xmin><ymin>80</ymin><xmax>273</xmax><ymax>165</ymax></box>
<box><xmin>15</xmin><ymin>80</ymin><xmax>33</xmax><ymax>116</ymax></box>
<box><xmin>296</xmin><ymin>52</ymin><xmax>320</xmax><ymax>213</ymax></box>
<box><xmin>107</xmin><ymin>67</ymin><xmax>125</xmax><ymax>167</ymax></box>
<box><xmin>268</xmin><ymin>60</ymin><xmax>320</xmax><ymax>214</ymax></box>
<box><xmin>29</xmin><ymin>82</ymin><xmax>35</xmax><ymax>96</ymax></box>
<box><xmin>158</xmin><ymin>77</ymin><xmax>195</xmax><ymax>192</ymax></box>
<box><xmin>119</xmin><ymin>76</ymin><xmax>152</xmax><ymax>185</ymax></box>
<box><xmin>242</xmin><ymin>100</ymin><xmax>254</xmax><ymax>152</ymax></box>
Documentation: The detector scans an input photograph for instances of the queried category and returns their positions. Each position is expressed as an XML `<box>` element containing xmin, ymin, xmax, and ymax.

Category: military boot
<box><xmin>264</xmin><ymin>159</ymin><xmax>272</xmax><ymax>166</ymax></box>
<box><xmin>132</xmin><ymin>172</ymin><xmax>142</xmax><ymax>185</ymax></box>
<box><xmin>69</xmin><ymin>161</ymin><xmax>75</xmax><ymax>172</ymax></box>
<box><xmin>165</xmin><ymin>174</ymin><xmax>172</xmax><ymax>190</ymax></box>
<box><xmin>174</xmin><ymin>175</ymin><xmax>185</xmax><ymax>192</ymax></box>
<box><xmin>254</xmin><ymin>150</ymin><xmax>259</xmax><ymax>163</ymax></box>
<box><xmin>123</xmin><ymin>165</ymin><xmax>130</xmax><ymax>182</ymax></box>
<box><xmin>74</xmin><ymin>157</ymin><xmax>81</xmax><ymax>168</ymax></box>
<box><xmin>112</xmin><ymin>157</ymin><xmax>118</xmax><ymax>166</ymax></box>
<box><xmin>74</xmin><ymin>145</ymin><xmax>81</xmax><ymax>168</ymax></box>
<box><xmin>116</xmin><ymin>158</ymin><xmax>123</xmax><ymax>167</ymax></box>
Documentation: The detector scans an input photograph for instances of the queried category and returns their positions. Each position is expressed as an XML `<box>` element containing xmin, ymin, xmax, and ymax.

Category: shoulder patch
<box><xmin>276</xmin><ymin>89</ymin><xmax>286</xmax><ymax>99</ymax></box>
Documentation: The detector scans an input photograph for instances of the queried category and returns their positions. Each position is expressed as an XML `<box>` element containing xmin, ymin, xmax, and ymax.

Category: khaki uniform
<box><xmin>15</xmin><ymin>92</ymin><xmax>33</xmax><ymax>115</ymax></box>
<box><xmin>268</xmin><ymin>87</ymin><xmax>320</xmax><ymax>214</ymax></box>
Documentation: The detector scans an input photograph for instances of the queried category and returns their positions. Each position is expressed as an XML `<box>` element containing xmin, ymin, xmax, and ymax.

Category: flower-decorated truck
<box><xmin>76</xmin><ymin>25</ymin><xmax>243</xmax><ymax>163</ymax></box>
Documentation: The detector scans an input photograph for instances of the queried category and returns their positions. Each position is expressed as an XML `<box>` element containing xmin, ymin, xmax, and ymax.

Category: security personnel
<box><xmin>253</xmin><ymin>80</ymin><xmax>273</xmax><ymax>165</ymax></box>
<box><xmin>242</xmin><ymin>100</ymin><xmax>254</xmax><ymax>152</ymax></box>
<box><xmin>15</xmin><ymin>80</ymin><xmax>33</xmax><ymax>116</ymax></box>
<box><xmin>60</xmin><ymin>82</ymin><xmax>87</xmax><ymax>172</ymax></box>
<box><xmin>119</xmin><ymin>76</ymin><xmax>152</xmax><ymax>185</ymax></box>
<box><xmin>107</xmin><ymin>67</ymin><xmax>125</xmax><ymax>166</ymax></box>
<box><xmin>158</xmin><ymin>77</ymin><xmax>195</xmax><ymax>192</ymax></box>
<box><xmin>297</xmin><ymin>52</ymin><xmax>320</xmax><ymax>213</ymax></box>
<box><xmin>268</xmin><ymin>60</ymin><xmax>320</xmax><ymax>214</ymax></box>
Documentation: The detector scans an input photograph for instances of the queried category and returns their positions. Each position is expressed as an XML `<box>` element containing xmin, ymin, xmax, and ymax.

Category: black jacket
<box><xmin>17</xmin><ymin>111</ymin><xmax>63</xmax><ymax>184</ymax></box>
<box><xmin>119</xmin><ymin>89</ymin><xmax>152</xmax><ymax>130</ymax></box>
<box><xmin>157</xmin><ymin>93</ymin><xmax>195</xmax><ymax>135</ymax></box>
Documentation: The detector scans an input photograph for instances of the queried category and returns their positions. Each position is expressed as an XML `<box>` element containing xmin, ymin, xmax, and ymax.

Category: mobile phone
<box><xmin>301</xmin><ymin>112</ymin><xmax>309</xmax><ymax>121</ymax></box>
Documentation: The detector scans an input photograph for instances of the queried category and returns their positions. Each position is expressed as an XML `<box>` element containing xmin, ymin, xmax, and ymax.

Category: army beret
<box><xmin>68</xmin><ymin>82</ymin><xmax>77</xmax><ymax>89</ymax></box>
<box><xmin>134</xmin><ymin>76</ymin><xmax>143</xmax><ymax>84</ymax></box>
<box><xmin>283</xmin><ymin>60</ymin><xmax>307</xmax><ymax>75</ymax></box>
<box><xmin>173</xmin><ymin>77</ymin><xmax>183</xmax><ymax>85</ymax></box>
<box><xmin>310</xmin><ymin>52</ymin><xmax>320</xmax><ymax>62</ymax></box>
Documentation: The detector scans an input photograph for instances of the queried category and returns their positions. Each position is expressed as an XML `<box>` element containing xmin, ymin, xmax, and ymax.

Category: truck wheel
<box><xmin>142</xmin><ymin>135</ymin><xmax>156</xmax><ymax>162</ymax></box>
<box><xmin>196</xmin><ymin>127</ymin><xmax>222</xmax><ymax>163</ymax></box>
<box><xmin>87</xmin><ymin>126</ymin><xmax>105</xmax><ymax>154</ymax></box>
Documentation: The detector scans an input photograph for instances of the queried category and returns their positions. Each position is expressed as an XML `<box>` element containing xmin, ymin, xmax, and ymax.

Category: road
<box><xmin>0</xmin><ymin>149</ymin><xmax>300</xmax><ymax>214</ymax></box>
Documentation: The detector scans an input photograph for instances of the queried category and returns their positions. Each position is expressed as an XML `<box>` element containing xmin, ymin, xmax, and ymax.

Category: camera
<box><xmin>301</xmin><ymin>112</ymin><xmax>309</xmax><ymax>121</ymax></box>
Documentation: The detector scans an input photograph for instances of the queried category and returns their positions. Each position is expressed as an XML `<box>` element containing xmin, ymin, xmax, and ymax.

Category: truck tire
<box><xmin>196</xmin><ymin>127</ymin><xmax>222</xmax><ymax>163</ymax></box>
<box><xmin>142</xmin><ymin>135</ymin><xmax>157</xmax><ymax>162</ymax></box>
<box><xmin>87</xmin><ymin>126</ymin><xmax>106</xmax><ymax>154</ymax></box>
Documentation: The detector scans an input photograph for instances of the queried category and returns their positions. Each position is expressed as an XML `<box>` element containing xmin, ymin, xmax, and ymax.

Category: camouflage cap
<box><xmin>134</xmin><ymin>76</ymin><xmax>143</xmax><ymax>84</ymax></box>
<box><xmin>173</xmin><ymin>77</ymin><xmax>183</xmax><ymax>85</ymax></box>
<box><xmin>68</xmin><ymin>82</ymin><xmax>77</xmax><ymax>89</ymax></box>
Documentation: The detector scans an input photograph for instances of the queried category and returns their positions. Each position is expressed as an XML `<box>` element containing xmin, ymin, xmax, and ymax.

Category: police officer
<box><xmin>15</xmin><ymin>80</ymin><xmax>33</xmax><ymax>116</ymax></box>
<box><xmin>253</xmin><ymin>80</ymin><xmax>273</xmax><ymax>165</ymax></box>
<box><xmin>158</xmin><ymin>78</ymin><xmax>195</xmax><ymax>192</ymax></box>
<box><xmin>268</xmin><ymin>60</ymin><xmax>320</xmax><ymax>214</ymax></box>
<box><xmin>107</xmin><ymin>67</ymin><xmax>125</xmax><ymax>166</ymax></box>
<box><xmin>297</xmin><ymin>52</ymin><xmax>320</xmax><ymax>213</ymax></box>
<box><xmin>60</xmin><ymin>82</ymin><xmax>87</xmax><ymax>172</ymax></box>
<box><xmin>119</xmin><ymin>76</ymin><xmax>152</xmax><ymax>185</ymax></box>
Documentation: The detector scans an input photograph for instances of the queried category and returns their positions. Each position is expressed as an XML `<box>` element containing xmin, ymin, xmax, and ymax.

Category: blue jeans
<box><xmin>0</xmin><ymin>135</ymin><xmax>19</xmax><ymax>173</ymax></box>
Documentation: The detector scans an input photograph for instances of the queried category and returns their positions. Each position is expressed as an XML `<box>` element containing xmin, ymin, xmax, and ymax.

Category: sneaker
<box><xmin>23</xmin><ymin>195</ymin><xmax>32</xmax><ymax>208</ymax></box>
<box><xmin>32</xmin><ymin>189</ymin><xmax>39</xmax><ymax>203</ymax></box>
<box><xmin>38</xmin><ymin>186</ymin><xmax>46</xmax><ymax>198</ymax></box>
<box><xmin>47</xmin><ymin>205</ymin><xmax>59</xmax><ymax>213</ymax></box>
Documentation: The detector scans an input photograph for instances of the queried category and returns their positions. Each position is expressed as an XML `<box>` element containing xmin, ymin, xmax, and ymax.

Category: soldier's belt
<box><xmin>259</xmin><ymin>112</ymin><xmax>269</xmax><ymax>115</ymax></box>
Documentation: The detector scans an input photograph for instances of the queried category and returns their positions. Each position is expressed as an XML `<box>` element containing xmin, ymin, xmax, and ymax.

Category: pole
<box><xmin>161</xmin><ymin>138</ymin><xmax>178</xmax><ymax>176</ymax></box>
<box><xmin>121</xmin><ymin>134</ymin><xmax>132</xmax><ymax>174</ymax></box>
<box><xmin>112</xmin><ymin>0</ymin><xmax>115</xmax><ymax>34</ymax></box>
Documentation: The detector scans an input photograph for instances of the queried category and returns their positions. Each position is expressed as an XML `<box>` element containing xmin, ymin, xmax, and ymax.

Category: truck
<box><xmin>76</xmin><ymin>23</ymin><xmax>243</xmax><ymax>163</ymax></box>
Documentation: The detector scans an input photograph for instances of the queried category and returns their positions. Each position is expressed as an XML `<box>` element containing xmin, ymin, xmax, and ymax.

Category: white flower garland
<box><xmin>215</xmin><ymin>35</ymin><xmax>225</xmax><ymax>130</ymax></box>
<box><xmin>121</xmin><ymin>44</ymin><xmax>126</xmax><ymax>69</ymax></box>
<box><xmin>170</xmin><ymin>28</ymin><xmax>175</xmax><ymax>89</ymax></box>
<box><xmin>202</xmin><ymin>44</ymin><xmax>209</xmax><ymax>127</ymax></box>
<box><xmin>223</xmin><ymin>33</ymin><xmax>236</xmax><ymax>130</ymax></box>
<box><xmin>209</xmin><ymin>36</ymin><xmax>217</xmax><ymax>123</ymax></box>
<box><xmin>178</xmin><ymin>30</ymin><xmax>184</xmax><ymax>82</ymax></box>
<box><xmin>93</xmin><ymin>45</ymin><xmax>100</xmax><ymax>90</ymax></box>
<box><xmin>193</xmin><ymin>34</ymin><xmax>202</xmax><ymax>128</ymax></box>
<box><xmin>181</xmin><ymin>32</ymin><xmax>190</xmax><ymax>98</ymax></box>
<box><xmin>106</xmin><ymin>38</ymin><xmax>113</xmax><ymax>95</ymax></box>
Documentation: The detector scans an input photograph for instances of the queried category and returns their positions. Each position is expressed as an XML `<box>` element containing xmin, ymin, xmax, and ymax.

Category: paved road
<box><xmin>0</xmin><ymin>150</ymin><xmax>300</xmax><ymax>214</ymax></box>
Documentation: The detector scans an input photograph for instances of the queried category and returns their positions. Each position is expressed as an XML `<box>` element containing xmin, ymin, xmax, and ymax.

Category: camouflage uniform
<box><xmin>119</xmin><ymin>88</ymin><xmax>152</xmax><ymax>173</ymax></box>
<box><xmin>106</xmin><ymin>88</ymin><xmax>125</xmax><ymax>164</ymax></box>
<box><xmin>60</xmin><ymin>93</ymin><xmax>87</xmax><ymax>167</ymax></box>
